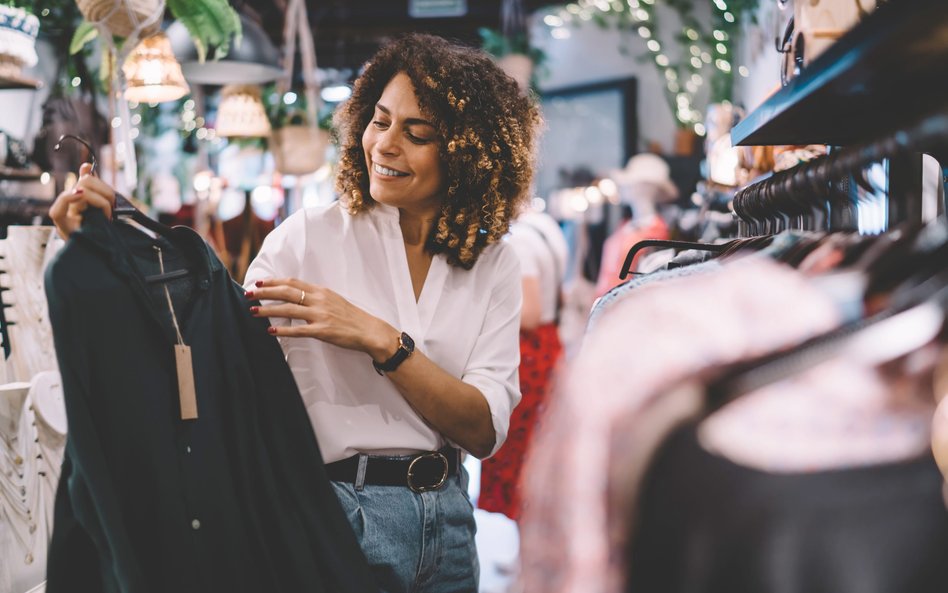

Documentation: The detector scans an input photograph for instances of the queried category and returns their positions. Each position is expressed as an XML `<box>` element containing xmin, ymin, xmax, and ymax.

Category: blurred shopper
<box><xmin>479</xmin><ymin>205</ymin><xmax>568</xmax><ymax>520</ymax></box>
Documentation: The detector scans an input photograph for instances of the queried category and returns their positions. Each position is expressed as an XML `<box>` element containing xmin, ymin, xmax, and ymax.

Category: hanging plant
<box><xmin>70</xmin><ymin>0</ymin><xmax>241</xmax><ymax>63</ymax></box>
<box><xmin>550</xmin><ymin>0</ymin><xmax>760</xmax><ymax>134</ymax></box>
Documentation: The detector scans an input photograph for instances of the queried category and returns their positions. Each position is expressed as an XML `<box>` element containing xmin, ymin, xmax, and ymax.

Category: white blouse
<box><xmin>244</xmin><ymin>201</ymin><xmax>522</xmax><ymax>463</ymax></box>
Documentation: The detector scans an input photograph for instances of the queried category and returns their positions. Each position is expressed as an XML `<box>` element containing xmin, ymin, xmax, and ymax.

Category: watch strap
<box><xmin>373</xmin><ymin>332</ymin><xmax>414</xmax><ymax>375</ymax></box>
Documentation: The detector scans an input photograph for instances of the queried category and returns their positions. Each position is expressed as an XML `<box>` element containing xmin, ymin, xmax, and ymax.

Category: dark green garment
<box><xmin>45</xmin><ymin>210</ymin><xmax>377</xmax><ymax>593</ymax></box>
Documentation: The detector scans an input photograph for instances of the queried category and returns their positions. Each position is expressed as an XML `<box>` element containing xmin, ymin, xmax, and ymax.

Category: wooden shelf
<box><xmin>0</xmin><ymin>165</ymin><xmax>41</xmax><ymax>181</ymax></box>
<box><xmin>732</xmin><ymin>0</ymin><xmax>948</xmax><ymax>147</ymax></box>
<box><xmin>0</xmin><ymin>71</ymin><xmax>42</xmax><ymax>90</ymax></box>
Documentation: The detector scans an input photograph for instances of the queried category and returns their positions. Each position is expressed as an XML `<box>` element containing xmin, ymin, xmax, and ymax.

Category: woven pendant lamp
<box><xmin>123</xmin><ymin>32</ymin><xmax>190</xmax><ymax>103</ymax></box>
<box><xmin>215</xmin><ymin>84</ymin><xmax>271</xmax><ymax>138</ymax></box>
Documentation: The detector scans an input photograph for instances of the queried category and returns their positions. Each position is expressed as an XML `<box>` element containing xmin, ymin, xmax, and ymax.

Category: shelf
<box><xmin>732</xmin><ymin>0</ymin><xmax>948</xmax><ymax>147</ymax></box>
<box><xmin>0</xmin><ymin>165</ymin><xmax>41</xmax><ymax>181</ymax></box>
<box><xmin>0</xmin><ymin>71</ymin><xmax>42</xmax><ymax>90</ymax></box>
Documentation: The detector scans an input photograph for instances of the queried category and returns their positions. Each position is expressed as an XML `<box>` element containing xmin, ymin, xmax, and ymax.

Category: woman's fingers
<box><xmin>251</xmin><ymin>302</ymin><xmax>311</xmax><ymax>320</ymax></box>
<box><xmin>246</xmin><ymin>279</ymin><xmax>319</xmax><ymax>304</ymax></box>
<box><xmin>49</xmin><ymin>163</ymin><xmax>118</xmax><ymax>238</ymax></box>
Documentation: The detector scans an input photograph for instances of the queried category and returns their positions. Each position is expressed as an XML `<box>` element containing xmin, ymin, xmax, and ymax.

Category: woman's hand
<box><xmin>48</xmin><ymin>163</ymin><xmax>117</xmax><ymax>239</ymax></box>
<box><xmin>247</xmin><ymin>278</ymin><xmax>400</xmax><ymax>359</ymax></box>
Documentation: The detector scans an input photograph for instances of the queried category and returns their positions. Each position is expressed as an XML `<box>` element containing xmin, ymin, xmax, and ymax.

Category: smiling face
<box><xmin>362</xmin><ymin>72</ymin><xmax>445</xmax><ymax>216</ymax></box>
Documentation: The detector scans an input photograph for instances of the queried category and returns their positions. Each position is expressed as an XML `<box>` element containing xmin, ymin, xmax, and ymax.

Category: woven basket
<box><xmin>75</xmin><ymin>0</ymin><xmax>161</xmax><ymax>38</ymax></box>
<box><xmin>272</xmin><ymin>126</ymin><xmax>329</xmax><ymax>176</ymax></box>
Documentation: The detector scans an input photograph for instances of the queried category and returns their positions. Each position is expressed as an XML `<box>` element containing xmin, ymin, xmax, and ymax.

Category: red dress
<box><xmin>478</xmin><ymin>322</ymin><xmax>562</xmax><ymax>520</ymax></box>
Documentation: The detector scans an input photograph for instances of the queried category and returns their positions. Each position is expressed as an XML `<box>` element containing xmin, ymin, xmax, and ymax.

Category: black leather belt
<box><xmin>325</xmin><ymin>446</ymin><xmax>460</xmax><ymax>493</ymax></box>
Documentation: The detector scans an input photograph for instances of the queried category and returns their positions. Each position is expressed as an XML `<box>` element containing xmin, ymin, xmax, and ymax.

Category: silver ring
<box><xmin>297</xmin><ymin>289</ymin><xmax>306</xmax><ymax>306</ymax></box>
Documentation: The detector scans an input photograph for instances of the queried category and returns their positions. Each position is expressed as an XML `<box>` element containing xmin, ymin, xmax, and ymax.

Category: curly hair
<box><xmin>334</xmin><ymin>33</ymin><xmax>542</xmax><ymax>270</ymax></box>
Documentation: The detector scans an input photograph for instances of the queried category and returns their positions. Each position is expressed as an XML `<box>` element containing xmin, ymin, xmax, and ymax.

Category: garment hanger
<box><xmin>617</xmin><ymin>239</ymin><xmax>735</xmax><ymax>280</ymax></box>
<box><xmin>53</xmin><ymin>135</ymin><xmax>191</xmax><ymax>283</ymax></box>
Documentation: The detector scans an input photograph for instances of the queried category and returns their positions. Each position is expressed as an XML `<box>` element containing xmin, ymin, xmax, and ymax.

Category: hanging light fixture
<box><xmin>167</xmin><ymin>13</ymin><xmax>282</xmax><ymax>85</ymax></box>
<box><xmin>215</xmin><ymin>84</ymin><xmax>271</xmax><ymax>138</ymax></box>
<box><xmin>123</xmin><ymin>32</ymin><xmax>190</xmax><ymax>103</ymax></box>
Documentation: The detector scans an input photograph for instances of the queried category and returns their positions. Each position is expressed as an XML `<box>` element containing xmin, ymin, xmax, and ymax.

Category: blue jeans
<box><xmin>330</xmin><ymin>465</ymin><xmax>479</xmax><ymax>593</ymax></box>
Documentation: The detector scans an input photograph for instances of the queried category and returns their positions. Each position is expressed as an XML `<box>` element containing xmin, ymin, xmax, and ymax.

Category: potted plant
<box><xmin>0</xmin><ymin>1</ymin><xmax>40</xmax><ymax>82</ymax></box>
<box><xmin>72</xmin><ymin>0</ymin><xmax>240</xmax><ymax>63</ymax></box>
<box><xmin>267</xmin><ymin>87</ymin><xmax>332</xmax><ymax>176</ymax></box>
<box><xmin>478</xmin><ymin>26</ymin><xmax>545</xmax><ymax>92</ymax></box>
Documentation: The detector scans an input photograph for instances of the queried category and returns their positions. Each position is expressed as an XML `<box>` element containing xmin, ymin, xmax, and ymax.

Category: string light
<box><xmin>551</xmin><ymin>0</ymin><xmax>749</xmax><ymax>128</ymax></box>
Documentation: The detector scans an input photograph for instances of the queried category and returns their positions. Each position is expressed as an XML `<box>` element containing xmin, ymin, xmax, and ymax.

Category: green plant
<box><xmin>478</xmin><ymin>27</ymin><xmax>546</xmax><ymax>65</ymax></box>
<box><xmin>478</xmin><ymin>26</ymin><xmax>547</xmax><ymax>90</ymax></box>
<box><xmin>264</xmin><ymin>85</ymin><xmax>336</xmax><ymax>132</ymax></box>
<box><xmin>69</xmin><ymin>0</ymin><xmax>241</xmax><ymax>63</ymax></box>
<box><xmin>1</xmin><ymin>1</ymin><xmax>31</xmax><ymax>11</ymax></box>
<box><xmin>551</xmin><ymin>0</ymin><xmax>761</xmax><ymax>133</ymax></box>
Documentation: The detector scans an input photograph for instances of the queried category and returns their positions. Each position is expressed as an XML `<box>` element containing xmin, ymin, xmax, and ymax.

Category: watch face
<box><xmin>400</xmin><ymin>332</ymin><xmax>415</xmax><ymax>352</ymax></box>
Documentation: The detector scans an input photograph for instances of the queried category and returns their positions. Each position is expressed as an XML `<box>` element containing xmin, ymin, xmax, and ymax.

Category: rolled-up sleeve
<box><xmin>461</xmin><ymin>245</ymin><xmax>523</xmax><ymax>457</ymax></box>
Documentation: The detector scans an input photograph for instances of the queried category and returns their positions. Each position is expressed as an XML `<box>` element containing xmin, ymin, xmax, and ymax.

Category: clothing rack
<box><xmin>732</xmin><ymin>111</ymin><xmax>948</xmax><ymax>238</ymax></box>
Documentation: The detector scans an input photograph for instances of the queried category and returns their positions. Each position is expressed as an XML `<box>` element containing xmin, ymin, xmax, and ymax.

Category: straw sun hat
<box><xmin>609</xmin><ymin>153</ymin><xmax>679</xmax><ymax>204</ymax></box>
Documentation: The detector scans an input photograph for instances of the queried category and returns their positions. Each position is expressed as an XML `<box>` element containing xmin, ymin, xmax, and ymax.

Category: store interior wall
<box><xmin>733</xmin><ymin>1</ymin><xmax>785</xmax><ymax>113</ymax></box>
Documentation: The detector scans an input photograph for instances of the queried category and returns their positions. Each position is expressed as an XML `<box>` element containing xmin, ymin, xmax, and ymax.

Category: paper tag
<box><xmin>174</xmin><ymin>344</ymin><xmax>198</xmax><ymax>420</ymax></box>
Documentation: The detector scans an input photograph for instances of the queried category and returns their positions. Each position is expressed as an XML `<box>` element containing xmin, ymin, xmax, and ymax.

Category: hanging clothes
<box><xmin>519</xmin><ymin>257</ymin><xmax>845</xmax><ymax>593</ymax></box>
<box><xmin>627</xmin><ymin>422</ymin><xmax>948</xmax><ymax>593</ymax></box>
<box><xmin>595</xmin><ymin>216</ymin><xmax>669</xmax><ymax>297</ymax></box>
<box><xmin>44</xmin><ymin>210</ymin><xmax>375</xmax><ymax>593</ymax></box>
<box><xmin>519</xmin><ymin>253</ymin><xmax>944</xmax><ymax>593</ymax></box>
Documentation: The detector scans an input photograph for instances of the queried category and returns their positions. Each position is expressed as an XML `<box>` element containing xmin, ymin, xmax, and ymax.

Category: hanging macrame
<box><xmin>270</xmin><ymin>0</ymin><xmax>329</xmax><ymax>176</ymax></box>
<box><xmin>497</xmin><ymin>0</ymin><xmax>532</xmax><ymax>91</ymax></box>
<box><xmin>75</xmin><ymin>0</ymin><xmax>162</xmax><ymax>39</ymax></box>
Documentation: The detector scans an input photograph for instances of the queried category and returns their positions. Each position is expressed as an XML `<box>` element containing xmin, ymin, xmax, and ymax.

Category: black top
<box><xmin>45</xmin><ymin>210</ymin><xmax>377</xmax><ymax>593</ymax></box>
<box><xmin>627</xmin><ymin>422</ymin><xmax>948</xmax><ymax>593</ymax></box>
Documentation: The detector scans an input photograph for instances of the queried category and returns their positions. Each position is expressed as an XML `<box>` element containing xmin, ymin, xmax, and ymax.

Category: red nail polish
<box><xmin>255</xmin><ymin>280</ymin><xmax>265</xmax><ymax>288</ymax></box>
<box><xmin>250</xmin><ymin>306</ymin><xmax>259</xmax><ymax>314</ymax></box>
<box><xmin>267</xmin><ymin>327</ymin><xmax>277</xmax><ymax>334</ymax></box>
<box><xmin>244</xmin><ymin>290</ymin><xmax>254</xmax><ymax>298</ymax></box>
<box><xmin>74</xmin><ymin>188</ymin><xmax>84</xmax><ymax>195</ymax></box>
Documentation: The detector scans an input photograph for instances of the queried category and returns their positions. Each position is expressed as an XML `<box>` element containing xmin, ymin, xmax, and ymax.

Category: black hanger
<box><xmin>618</xmin><ymin>239</ymin><xmax>736</xmax><ymax>280</ymax></box>
<box><xmin>54</xmin><ymin>135</ymin><xmax>191</xmax><ymax>284</ymax></box>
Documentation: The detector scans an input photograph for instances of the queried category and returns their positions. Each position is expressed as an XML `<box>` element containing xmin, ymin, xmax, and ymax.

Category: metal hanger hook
<box><xmin>53</xmin><ymin>134</ymin><xmax>98</xmax><ymax>176</ymax></box>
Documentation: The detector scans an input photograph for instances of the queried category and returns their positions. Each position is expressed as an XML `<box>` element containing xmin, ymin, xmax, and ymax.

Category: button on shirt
<box><xmin>244</xmin><ymin>202</ymin><xmax>523</xmax><ymax>463</ymax></box>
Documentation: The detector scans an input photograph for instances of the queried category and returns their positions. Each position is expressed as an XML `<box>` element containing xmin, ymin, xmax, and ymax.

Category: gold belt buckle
<box><xmin>407</xmin><ymin>451</ymin><xmax>449</xmax><ymax>493</ymax></box>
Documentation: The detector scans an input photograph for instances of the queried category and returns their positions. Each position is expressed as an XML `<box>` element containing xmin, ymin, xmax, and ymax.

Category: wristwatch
<box><xmin>373</xmin><ymin>332</ymin><xmax>415</xmax><ymax>375</ymax></box>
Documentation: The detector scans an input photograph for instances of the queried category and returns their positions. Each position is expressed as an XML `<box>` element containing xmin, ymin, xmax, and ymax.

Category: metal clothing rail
<box><xmin>732</xmin><ymin>111</ymin><xmax>948</xmax><ymax>237</ymax></box>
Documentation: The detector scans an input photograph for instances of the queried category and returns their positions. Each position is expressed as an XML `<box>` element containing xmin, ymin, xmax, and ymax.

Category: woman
<box><xmin>51</xmin><ymin>33</ymin><xmax>541</xmax><ymax>593</ymax></box>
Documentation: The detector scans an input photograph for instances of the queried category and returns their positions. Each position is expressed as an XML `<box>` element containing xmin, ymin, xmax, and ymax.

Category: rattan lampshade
<box><xmin>215</xmin><ymin>84</ymin><xmax>271</xmax><ymax>138</ymax></box>
<box><xmin>123</xmin><ymin>32</ymin><xmax>190</xmax><ymax>103</ymax></box>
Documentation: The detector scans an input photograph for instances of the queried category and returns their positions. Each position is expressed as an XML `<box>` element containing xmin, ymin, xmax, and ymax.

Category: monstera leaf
<box><xmin>166</xmin><ymin>0</ymin><xmax>241</xmax><ymax>62</ymax></box>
